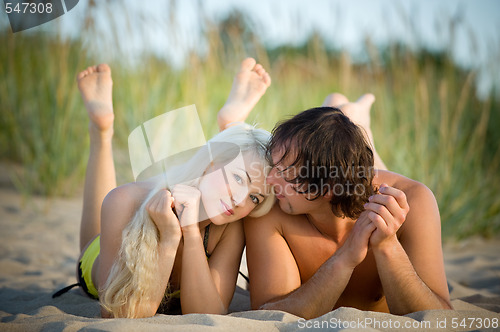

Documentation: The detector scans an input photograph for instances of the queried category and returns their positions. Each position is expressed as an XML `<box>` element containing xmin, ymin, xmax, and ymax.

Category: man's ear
<box><xmin>323</xmin><ymin>189</ymin><xmax>333</xmax><ymax>200</ymax></box>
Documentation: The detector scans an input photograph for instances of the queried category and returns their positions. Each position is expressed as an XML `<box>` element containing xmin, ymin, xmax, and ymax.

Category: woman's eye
<box><xmin>233</xmin><ymin>174</ymin><xmax>243</xmax><ymax>184</ymax></box>
<box><xmin>250</xmin><ymin>195</ymin><xmax>260</xmax><ymax>204</ymax></box>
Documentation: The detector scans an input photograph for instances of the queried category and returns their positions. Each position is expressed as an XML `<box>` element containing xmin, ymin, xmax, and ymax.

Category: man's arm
<box><xmin>245</xmin><ymin>205</ymin><xmax>376</xmax><ymax>319</ymax></box>
<box><xmin>244</xmin><ymin>205</ymin><xmax>301</xmax><ymax>309</ymax></box>
<box><xmin>366</xmin><ymin>182</ymin><xmax>452</xmax><ymax>315</ymax></box>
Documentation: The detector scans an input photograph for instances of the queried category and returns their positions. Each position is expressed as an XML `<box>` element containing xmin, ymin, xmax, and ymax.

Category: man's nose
<box><xmin>266</xmin><ymin>167</ymin><xmax>278</xmax><ymax>185</ymax></box>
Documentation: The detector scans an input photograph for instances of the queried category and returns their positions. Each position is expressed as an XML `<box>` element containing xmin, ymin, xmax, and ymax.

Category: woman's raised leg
<box><xmin>77</xmin><ymin>64</ymin><xmax>117</xmax><ymax>251</ymax></box>
<box><xmin>217</xmin><ymin>58</ymin><xmax>271</xmax><ymax>131</ymax></box>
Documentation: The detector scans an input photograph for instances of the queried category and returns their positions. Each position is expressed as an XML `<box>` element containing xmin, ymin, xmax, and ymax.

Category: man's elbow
<box><xmin>440</xmin><ymin>298</ymin><xmax>453</xmax><ymax>310</ymax></box>
<box><xmin>259</xmin><ymin>300</ymin><xmax>320</xmax><ymax>320</ymax></box>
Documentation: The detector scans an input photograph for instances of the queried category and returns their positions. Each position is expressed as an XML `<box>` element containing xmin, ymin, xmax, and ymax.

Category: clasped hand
<box><xmin>339</xmin><ymin>183</ymin><xmax>410</xmax><ymax>269</ymax></box>
<box><xmin>145</xmin><ymin>184</ymin><xmax>202</xmax><ymax>240</ymax></box>
<box><xmin>364</xmin><ymin>183</ymin><xmax>409</xmax><ymax>249</ymax></box>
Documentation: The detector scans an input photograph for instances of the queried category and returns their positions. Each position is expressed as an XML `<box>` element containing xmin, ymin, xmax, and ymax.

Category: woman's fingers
<box><xmin>171</xmin><ymin>184</ymin><xmax>201</xmax><ymax>227</ymax></box>
<box><xmin>147</xmin><ymin>189</ymin><xmax>176</xmax><ymax>219</ymax></box>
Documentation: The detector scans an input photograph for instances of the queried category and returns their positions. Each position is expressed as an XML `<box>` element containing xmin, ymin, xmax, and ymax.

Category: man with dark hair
<box><xmin>244</xmin><ymin>93</ymin><xmax>452</xmax><ymax>318</ymax></box>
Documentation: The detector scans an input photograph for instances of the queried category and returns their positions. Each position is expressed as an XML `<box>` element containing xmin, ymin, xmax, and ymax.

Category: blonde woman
<box><xmin>60</xmin><ymin>58</ymin><xmax>274</xmax><ymax>318</ymax></box>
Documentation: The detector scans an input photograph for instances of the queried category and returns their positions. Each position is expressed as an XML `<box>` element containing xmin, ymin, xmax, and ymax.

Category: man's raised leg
<box><xmin>322</xmin><ymin>93</ymin><xmax>387</xmax><ymax>170</ymax></box>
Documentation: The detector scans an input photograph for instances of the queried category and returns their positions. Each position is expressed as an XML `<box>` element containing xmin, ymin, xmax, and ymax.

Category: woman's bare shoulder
<box><xmin>100</xmin><ymin>181</ymin><xmax>155</xmax><ymax>231</ymax></box>
<box><xmin>105</xmin><ymin>181</ymin><xmax>153</xmax><ymax>205</ymax></box>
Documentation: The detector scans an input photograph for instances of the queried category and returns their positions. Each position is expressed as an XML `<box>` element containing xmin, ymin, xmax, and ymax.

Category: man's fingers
<box><xmin>378</xmin><ymin>184</ymin><xmax>410</xmax><ymax>213</ymax></box>
<box><xmin>353</xmin><ymin>211</ymin><xmax>377</xmax><ymax>239</ymax></box>
<box><xmin>364</xmin><ymin>202</ymin><xmax>392</xmax><ymax>226</ymax></box>
<box><xmin>367</xmin><ymin>211</ymin><xmax>393</xmax><ymax>235</ymax></box>
<box><xmin>367</xmin><ymin>194</ymin><xmax>401</xmax><ymax>217</ymax></box>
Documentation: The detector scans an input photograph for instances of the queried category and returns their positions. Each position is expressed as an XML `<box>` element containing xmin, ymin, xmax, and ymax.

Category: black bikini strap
<box><xmin>203</xmin><ymin>224</ymin><xmax>211</xmax><ymax>258</ymax></box>
<box><xmin>52</xmin><ymin>283</ymin><xmax>80</xmax><ymax>298</ymax></box>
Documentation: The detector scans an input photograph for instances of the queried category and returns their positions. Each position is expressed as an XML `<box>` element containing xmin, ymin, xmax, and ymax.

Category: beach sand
<box><xmin>1</xmin><ymin>177</ymin><xmax>499</xmax><ymax>331</ymax></box>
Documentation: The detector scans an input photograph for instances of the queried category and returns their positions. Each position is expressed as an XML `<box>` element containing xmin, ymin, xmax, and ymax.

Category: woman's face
<box><xmin>198</xmin><ymin>151</ymin><xmax>268</xmax><ymax>225</ymax></box>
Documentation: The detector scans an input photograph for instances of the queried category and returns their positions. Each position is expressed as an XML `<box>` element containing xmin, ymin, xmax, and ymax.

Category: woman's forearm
<box><xmin>180</xmin><ymin>229</ymin><xmax>226</xmax><ymax>314</ymax></box>
<box><xmin>124</xmin><ymin>236</ymin><xmax>180</xmax><ymax>318</ymax></box>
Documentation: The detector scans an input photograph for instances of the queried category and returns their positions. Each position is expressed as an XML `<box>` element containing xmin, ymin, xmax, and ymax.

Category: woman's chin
<box><xmin>209</xmin><ymin>214</ymin><xmax>234</xmax><ymax>225</ymax></box>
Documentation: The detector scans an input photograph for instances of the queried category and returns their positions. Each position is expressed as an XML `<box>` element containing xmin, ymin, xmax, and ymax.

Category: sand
<box><xmin>1</xmin><ymin>180</ymin><xmax>499</xmax><ymax>331</ymax></box>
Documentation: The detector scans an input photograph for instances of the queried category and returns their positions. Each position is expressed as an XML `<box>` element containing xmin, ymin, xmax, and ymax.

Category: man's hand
<box><xmin>363</xmin><ymin>183</ymin><xmax>410</xmax><ymax>249</ymax></box>
<box><xmin>336</xmin><ymin>210</ymin><xmax>376</xmax><ymax>269</ymax></box>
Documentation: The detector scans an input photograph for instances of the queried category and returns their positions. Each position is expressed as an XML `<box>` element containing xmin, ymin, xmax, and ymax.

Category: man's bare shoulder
<box><xmin>244</xmin><ymin>203</ymin><xmax>284</xmax><ymax>233</ymax></box>
<box><xmin>244</xmin><ymin>203</ymin><xmax>307</xmax><ymax>234</ymax></box>
<box><xmin>375</xmin><ymin>170</ymin><xmax>440</xmax><ymax>239</ymax></box>
<box><xmin>374</xmin><ymin>169</ymin><xmax>435</xmax><ymax>203</ymax></box>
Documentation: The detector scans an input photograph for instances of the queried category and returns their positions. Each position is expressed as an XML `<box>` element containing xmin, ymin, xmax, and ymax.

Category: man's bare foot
<box><xmin>77</xmin><ymin>64</ymin><xmax>114</xmax><ymax>135</ymax></box>
<box><xmin>323</xmin><ymin>92</ymin><xmax>387</xmax><ymax>170</ymax></box>
<box><xmin>217</xmin><ymin>58</ymin><xmax>271</xmax><ymax>130</ymax></box>
<box><xmin>322</xmin><ymin>93</ymin><xmax>374</xmax><ymax>138</ymax></box>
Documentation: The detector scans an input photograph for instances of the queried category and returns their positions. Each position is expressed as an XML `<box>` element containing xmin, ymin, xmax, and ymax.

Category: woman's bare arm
<box><xmin>97</xmin><ymin>185</ymin><xmax>181</xmax><ymax>318</ymax></box>
<box><xmin>180</xmin><ymin>221</ymin><xmax>245</xmax><ymax>314</ymax></box>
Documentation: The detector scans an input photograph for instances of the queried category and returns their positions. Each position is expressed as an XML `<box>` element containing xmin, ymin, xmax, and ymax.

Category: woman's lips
<box><xmin>221</xmin><ymin>199</ymin><xmax>234</xmax><ymax>216</ymax></box>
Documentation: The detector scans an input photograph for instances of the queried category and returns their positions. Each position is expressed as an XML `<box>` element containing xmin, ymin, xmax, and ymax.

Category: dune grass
<box><xmin>0</xmin><ymin>9</ymin><xmax>499</xmax><ymax>238</ymax></box>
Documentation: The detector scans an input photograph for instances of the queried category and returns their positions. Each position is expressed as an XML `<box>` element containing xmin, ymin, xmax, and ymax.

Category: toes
<box><xmin>240</xmin><ymin>57</ymin><xmax>257</xmax><ymax>71</ymax></box>
<box><xmin>356</xmin><ymin>93</ymin><xmax>375</xmax><ymax>108</ymax></box>
<box><xmin>262</xmin><ymin>72</ymin><xmax>271</xmax><ymax>87</ymax></box>
<box><xmin>82</xmin><ymin>66</ymin><xmax>95</xmax><ymax>76</ymax></box>
<box><xmin>322</xmin><ymin>93</ymin><xmax>349</xmax><ymax>107</ymax></box>
<box><xmin>76</xmin><ymin>70</ymin><xmax>87</xmax><ymax>80</ymax></box>
<box><xmin>97</xmin><ymin>63</ymin><xmax>111</xmax><ymax>73</ymax></box>
<box><xmin>76</xmin><ymin>64</ymin><xmax>112</xmax><ymax>80</ymax></box>
<box><xmin>255</xmin><ymin>66</ymin><xmax>265</xmax><ymax>77</ymax></box>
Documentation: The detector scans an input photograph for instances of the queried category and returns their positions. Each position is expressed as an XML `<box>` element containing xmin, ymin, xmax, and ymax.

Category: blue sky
<box><xmin>1</xmin><ymin>0</ymin><xmax>499</xmax><ymax>94</ymax></box>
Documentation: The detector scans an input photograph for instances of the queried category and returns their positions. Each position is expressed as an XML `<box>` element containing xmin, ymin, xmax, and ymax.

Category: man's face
<box><xmin>266</xmin><ymin>148</ymin><xmax>324</xmax><ymax>215</ymax></box>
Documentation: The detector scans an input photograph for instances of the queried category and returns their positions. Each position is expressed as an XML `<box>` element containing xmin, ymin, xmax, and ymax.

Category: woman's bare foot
<box><xmin>217</xmin><ymin>58</ymin><xmax>271</xmax><ymax>130</ymax></box>
<box><xmin>77</xmin><ymin>64</ymin><xmax>114</xmax><ymax>136</ymax></box>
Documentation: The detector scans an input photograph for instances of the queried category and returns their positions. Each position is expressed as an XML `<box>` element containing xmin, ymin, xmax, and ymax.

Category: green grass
<box><xmin>0</xmin><ymin>32</ymin><xmax>90</xmax><ymax>196</ymax></box>
<box><xmin>0</xmin><ymin>11</ymin><xmax>499</xmax><ymax>238</ymax></box>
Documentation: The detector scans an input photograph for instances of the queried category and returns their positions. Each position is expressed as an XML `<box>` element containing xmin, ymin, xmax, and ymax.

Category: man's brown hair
<box><xmin>268</xmin><ymin>107</ymin><xmax>376</xmax><ymax>219</ymax></box>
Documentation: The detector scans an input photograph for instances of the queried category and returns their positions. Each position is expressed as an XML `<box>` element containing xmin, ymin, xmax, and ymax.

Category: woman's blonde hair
<box><xmin>100</xmin><ymin>124</ymin><xmax>274</xmax><ymax>317</ymax></box>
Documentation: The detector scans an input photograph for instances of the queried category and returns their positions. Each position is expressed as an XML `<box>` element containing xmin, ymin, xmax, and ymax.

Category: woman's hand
<box><xmin>145</xmin><ymin>189</ymin><xmax>181</xmax><ymax>242</ymax></box>
<box><xmin>364</xmin><ymin>183</ymin><xmax>410</xmax><ymax>250</ymax></box>
<box><xmin>171</xmin><ymin>184</ymin><xmax>201</xmax><ymax>233</ymax></box>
